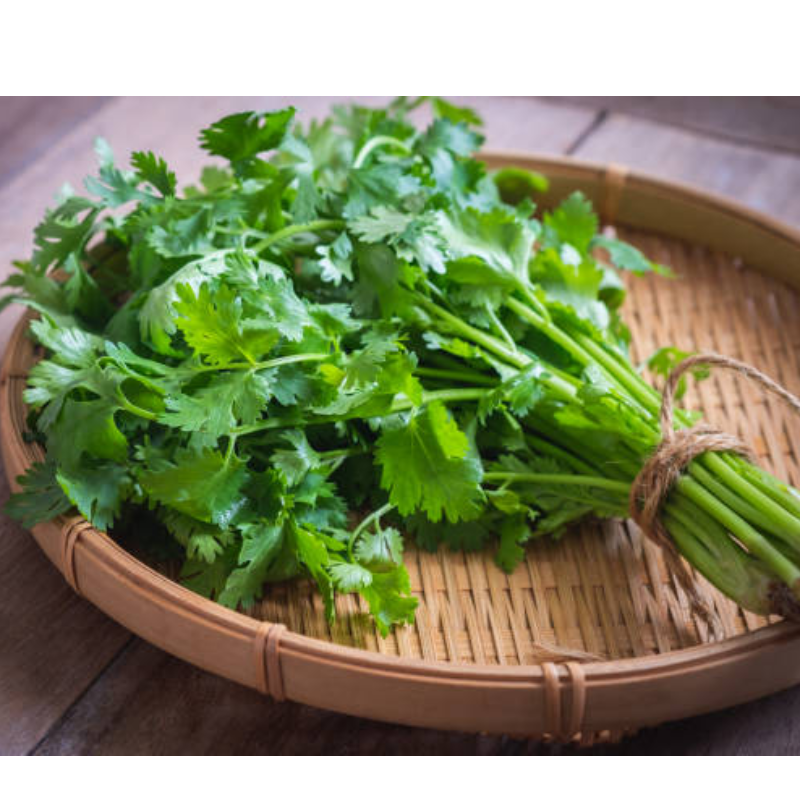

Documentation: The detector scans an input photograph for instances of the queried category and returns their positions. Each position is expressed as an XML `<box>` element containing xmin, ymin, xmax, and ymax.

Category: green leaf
<box><xmin>138</xmin><ymin>447</ymin><xmax>249</xmax><ymax>526</ymax></box>
<box><xmin>355</xmin><ymin>526</ymin><xmax>404</xmax><ymax>572</ymax></box>
<box><xmin>4</xmin><ymin>460</ymin><xmax>73</xmax><ymax>526</ymax></box>
<box><xmin>271</xmin><ymin>430</ymin><xmax>321</xmax><ymax>486</ymax></box>
<box><xmin>174</xmin><ymin>282</ymin><xmax>279</xmax><ymax>366</ymax></box>
<box><xmin>437</xmin><ymin>205</ymin><xmax>536</xmax><ymax>286</ymax></box>
<box><xmin>344</xmin><ymin>162</ymin><xmax>421</xmax><ymax>219</ymax></box>
<box><xmin>376</xmin><ymin>401</ymin><xmax>484</xmax><ymax>522</ymax></box>
<box><xmin>160</xmin><ymin>370</ymin><xmax>273</xmax><ymax>439</ymax></box>
<box><xmin>29</xmin><ymin>316</ymin><xmax>103</xmax><ymax>367</ymax></box>
<box><xmin>315</xmin><ymin>232</ymin><xmax>353</xmax><ymax>285</ymax></box>
<box><xmin>56</xmin><ymin>461</ymin><xmax>131</xmax><ymax>531</ymax></box>
<box><xmin>199</xmin><ymin>108</ymin><xmax>296</xmax><ymax>164</ymax></box>
<box><xmin>495</xmin><ymin>515</ymin><xmax>531</xmax><ymax>572</ymax></box>
<box><xmin>139</xmin><ymin>250</ymin><xmax>230</xmax><ymax>355</ymax></box>
<box><xmin>543</xmin><ymin>191</ymin><xmax>598</xmax><ymax>254</ymax></box>
<box><xmin>431</xmin><ymin>97</ymin><xmax>483</xmax><ymax>127</ymax></box>
<box><xmin>31</xmin><ymin>199</ymin><xmax>99</xmax><ymax>271</ymax></box>
<box><xmin>359</xmin><ymin>566</ymin><xmax>418</xmax><ymax>637</ymax></box>
<box><xmin>218</xmin><ymin>522</ymin><xmax>285</xmax><ymax>608</ymax></box>
<box><xmin>294</xmin><ymin>524</ymin><xmax>334</xmax><ymax>619</ymax></box>
<box><xmin>329</xmin><ymin>561</ymin><xmax>373</xmax><ymax>592</ymax></box>
<box><xmin>492</xmin><ymin>166</ymin><xmax>549</xmax><ymax>204</ymax></box>
<box><xmin>593</xmin><ymin>235</ymin><xmax>668</xmax><ymax>275</ymax></box>
<box><xmin>131</xmin><ymin>151</ymin><xmax>176</xmax><ymax>197</ymax></box>
<box><xmin>49</xmin><ymin>397</ymin><xmax>128</xmax><ymax>467</ymax></box>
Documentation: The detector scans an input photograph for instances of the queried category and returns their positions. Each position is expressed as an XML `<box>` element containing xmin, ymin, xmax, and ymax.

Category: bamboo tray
<box><xmin>4</xmin><ymin>151</ymin><xmax>800</xmax><ymax>745</ymax></box>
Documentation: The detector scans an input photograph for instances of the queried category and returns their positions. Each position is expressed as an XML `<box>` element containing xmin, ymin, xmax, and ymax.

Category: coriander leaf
<box><xmin>419</xmin><ymin>117</ymin><xmax>483</xmax><ymax>160</ymax></box>
<box><xmin>543</xmin><ymin>191</ymin><xmax>598</xmax><ymax>254</ymax></box>
<box><xmin>495</xmin><ymin>515</ymin><xmax>531</xmax><ymax>572</ymax></box>
<box><xmin>31</xmin><ymin>199</ymin><xmax>99</xmax><ymax>271</ymax></box>
<box><xmin>147</xmin><ymin>209</ymin><xmax>213</xmax><ymax>258</ymax></box>
<box><xmin>344</xmin><ymin>162</ymin><xmax>421</xmax><ymax>219</ymax></box>
<box><xmin>199</xmin><ymin>108</ymin><xmax>296</xmax><ymax>164</ymax></box>
<box><xmin>139</xmin><ymin>250</ymin><xmax>230</xmax><ymax>355</ymax></box>
<box><xmin>315</xmin><ymin>232</ymin><xmax>354</xmax><ymax>285</ymax></box>
<box><xmin>592</xmin><ymin>235</ymin><xmax>670</xmax><ymax>276</ymax></box>
<box><xmin>49</xmin><ymin>397</ymin><xmax>128</xmax><ymax>467</ymax></box>
<box><xmin>431</xmin><ymin>97</ymin><xmax>484</xmax><ymax>127</ymax></box>
<box><xmin>376</xmin><ymin>401</ymin><xmax>484</xmax><ymax>522</ymax></box>
<box><xmin>174</xmin><ymin>282</ymin><xmax>279</xmax><ymax>366</ymax></box>
<box><xmin>57</xmin><ymin>461</ymin><xmax>131</xmax><ymax>531</ymax></box>
<box><xmin>293</xmin><ymin>524</ymin><xmax>334</xmax><ymax>619</ymax></box>
<box><xmin>278</xmin><ymin>134</ymin><xmax>320</xmax><ymax>223</ymax></box>
<box><xmin>29</xmin><ymin>316</ymin><xmax>103</xmax><ymax>368</ymax></box>
<box><xmin>355</xmin><ymin>526</ymin><xmax>404</xmax><ymax>572</ymax></box>
<box><xmin>329</xmin><ymin>561</ymin><xmax>373</xmax><ymax>592</ymax></box>
<box><xmin>138</xmin><ymin>447</ymin><xmax>249</xmax><ymax>526</ymax></box>
<box><xmin>131</xmin><ymin>151</ymin><xmax>176</xmax><ymax>197</ymax></box>
<box><xmin>181</xmin><ymin>548</ymin><xmax>238</xmax><ymax>600</ymax></box>
<box><xmin>271</xmin><ymin>430</ymin><xmax>321</xmax><ymax>486</ymax></box>
<box><xmin>4</xmin><ymin>459</ymin><xmax>73</xmax><ymax>526</ymax></box>
<box><xmin>359</xmin><ymin>566</ymin><xmax>418</xmax><ymax>637</ymax></box>
<box><xmin>437</xmin><ymin>205</ymin><xmax>536</xmax><ymax>286</ymax></box>
<box><xmin>160</xmin><ymin>370</ymin><xmax>272</xmax><ymax>439</ymax></box>
<box><xmin>218</xmin><ymin>521</ymin><xmax>285</xmax><ymax>608</ymax></box>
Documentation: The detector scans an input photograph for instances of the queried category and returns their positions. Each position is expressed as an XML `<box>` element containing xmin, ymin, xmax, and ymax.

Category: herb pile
<box><xmin>5</xmin><ymin>97</ymin><xmax>800</xmax><ymax>633</ymax></box>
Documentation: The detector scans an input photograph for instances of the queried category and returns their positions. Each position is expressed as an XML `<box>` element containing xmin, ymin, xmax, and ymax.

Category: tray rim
<box><xmin>4</xmin><ymin>149</ymin><xmax>800</xmax><ymax>739</ymax></box>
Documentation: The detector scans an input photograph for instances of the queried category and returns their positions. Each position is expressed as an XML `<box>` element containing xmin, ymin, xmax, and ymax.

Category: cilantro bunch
<box><xmin>5</xmin><ymin>97</ymin><xmax>800</xmax><ymax>633</ymax></box>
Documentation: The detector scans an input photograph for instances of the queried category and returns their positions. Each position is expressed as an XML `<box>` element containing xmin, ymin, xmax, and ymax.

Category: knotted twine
<box><xmin>629</xmin><ymin>352</ymin><xmax>800</xmax><ymax>633</ymax></box>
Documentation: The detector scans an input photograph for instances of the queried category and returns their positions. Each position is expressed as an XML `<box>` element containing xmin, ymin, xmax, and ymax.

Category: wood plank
<box><xmin>545</xmin><ymin>97</ymin><xmax>800</xmax><ymax>155</ymax></box>
<box><xmin>0</xmin><ymin>475</ymin><xmax>131</xmax><ymax>755</ymax></box>
<box><xmin>32</xmin><ymin>640</ymin><xmax>518</xmax><ymax>755</ymax></box>
<box><xmin>0</xmin><ymin>97</ymin><xmax>109</xmax><ymax>188</ymax></box>
<box><xmin>30</xmin><ymin>636</ymin><xmax>800</xmax><ymax>755</ymax></box>
<box><xmin>570</xmin><ymin>112</ymin><xmax>800</xmax><ymax>228</ymax></box>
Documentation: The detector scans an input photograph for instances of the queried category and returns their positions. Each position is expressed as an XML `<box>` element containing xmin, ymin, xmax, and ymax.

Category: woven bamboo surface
<box><xmin>219</xmin><ymin>229</ymin><xmax>794</xmax><ymax>664</ymax></box>
<box><xmin>6</xmin><ymin>231</ymin><xmax>795</xmax><ymax>665</ymax></box>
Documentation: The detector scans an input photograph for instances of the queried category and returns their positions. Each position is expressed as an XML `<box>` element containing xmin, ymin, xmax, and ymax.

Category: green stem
<box><xmin>193</xmin><ymin>352</ymin><xmax>329</xmax><ymax>374</ymax></box>
<box><xmin>416</xmin><ymin>294</ymin><xmax>577</xmax><ymax>402</ymax></box>
<box><xmin>348</xmin><ymin>502</ymin><xmax>393</xmax><ymax>560</ymax></box>
<box><xmin>352</xmin><ymin>136</ymin><xmax>412</xmax><ymax>169</ymax></box>
<box><xmin>415</xmin><ymin>366</ymin><xmax>498</xmax><ymax>386</ymax></box>
<box><xmin>252</xmin><ymin>220</ymin><xmax>345</xmax><ymax>254</ymax></box>
<box><xmin>573</xmin><ymin>332</ymin><xmax>659</xmax><ymax>415</ymax></box>
<box><xmin>483</xmin><ymin>471</ymin><xmax>630</xmax><ymax>495</ymax></box>
<box><xmin>677</xmin><ymin>476</ymin><xmax>800</xmax><ymax>588</ymax></box>
<box><xmin>699</xmin><ymin>451</ymin><xmax>800</xmax><ymax>545</ymax></box>
<box><xmin>118</xmin><ymin>397</ymin><xmax>158</xmax><ymax>421</ymax></box>
<box><xmin>485</xmin><ymin>303</ymin><xmax>518</xmax><ymax>353</ymax></box>
<box><xmin>231</xmin><ymin>387</ymin><xmax>490</xmax><ymax>437</ymax></box>
<box><xmin>417</xmin><ymin>294</ymin><xmax>529</xmax><ymax>369</ymax></box>
<box><xmin>523</xmin><ymin>432</ymin><xmax>602</xmax><ymax>477</ymax></box>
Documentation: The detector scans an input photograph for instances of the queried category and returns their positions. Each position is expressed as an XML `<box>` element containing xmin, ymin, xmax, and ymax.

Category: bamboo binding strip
<box><xmin>4</xmin><ymin>152</ymin><xmax>800</xmax><ymax>740</ymax></box>
<box><xmin>253</xmin><ymin>623</ymin><xmax>287</xmax><ymax>701</ymax></box>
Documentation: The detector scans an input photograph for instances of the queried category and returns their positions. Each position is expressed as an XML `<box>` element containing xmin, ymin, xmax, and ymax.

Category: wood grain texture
<box><xmin>0</xmin><ymin>97</ymin><xmax>109</xmax><ymax>188</ymax></box>
<box><xmin>30</xmin><ymin>639</ymin><xmax>800</xmax><ymax>756</ymax></box>
<box><xmin>545</xmin><ymin>97</ymin><xmax>800</xmax><ymax>156</ymax></box>
<box><xmin>0</xmin><ymin>475</ymin><xmax>131</xmax><ymax>755</ymax></box>
<box><xmin>570</xmin><ymin>113</ymin><xmax>800</xmax><ymax>228</ymax></box>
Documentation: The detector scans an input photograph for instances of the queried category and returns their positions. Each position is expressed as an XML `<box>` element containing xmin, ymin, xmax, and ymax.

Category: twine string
<box><xmin>629</xmin><ymin>352</ymin><xmax>800</xmax><ymax>632</ymax></box>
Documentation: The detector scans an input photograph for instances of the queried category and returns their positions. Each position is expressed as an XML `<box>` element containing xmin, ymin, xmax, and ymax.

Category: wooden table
<box><xmin>2</xmin><ymin>96</ymin><xmax>800</xmax><ymax>756</ymax></box>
